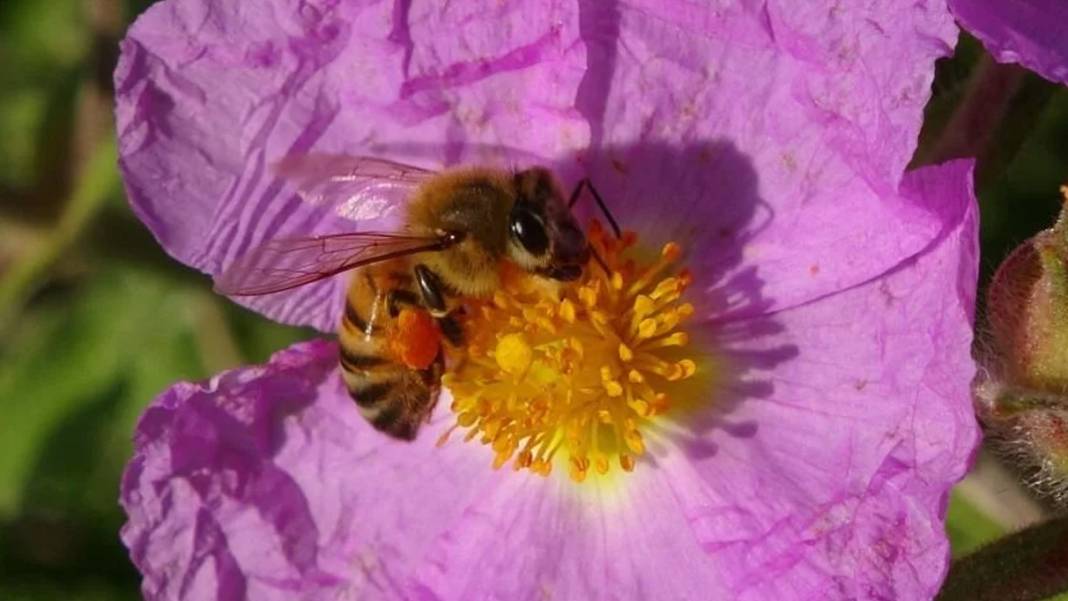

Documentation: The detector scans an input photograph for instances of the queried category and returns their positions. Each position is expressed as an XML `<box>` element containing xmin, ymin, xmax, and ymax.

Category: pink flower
<box><xmin>949</xmin><ymin>0</ymin><xmax>1068</xmax><ymax>85</ymax></box>
<box><xmin>116</xmin><ymin>1</ymin><xmax>980</xmax><ymax>599</ymax></box>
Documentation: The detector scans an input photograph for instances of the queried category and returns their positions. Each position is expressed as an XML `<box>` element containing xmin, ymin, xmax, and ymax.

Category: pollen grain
<box><xmin>438</xmin><ymin>221</ymin><xmax>697</xmax><ymax>483</ymax></box>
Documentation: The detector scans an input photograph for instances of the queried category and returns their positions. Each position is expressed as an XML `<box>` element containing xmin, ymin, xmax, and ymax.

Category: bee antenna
<box><xmin>568</xmin><ymin>178</ymin><xmax>621</xmax><ymax>238</ymax></box>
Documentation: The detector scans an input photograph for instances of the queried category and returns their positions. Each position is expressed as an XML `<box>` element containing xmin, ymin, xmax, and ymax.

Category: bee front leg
<box><xmin>386</xmin><ymin>289</ymin><xmax>421</xmax><ymax>317</ymax></box>
<box><xmin>436</xmin><ymin>313</ymin><xmax>465</xmax><ymax>347</ymax></box>
<box><xmin>414</xmin><ymin>264</ymin><xmax>465</xmax><ymax>347</ymax></box>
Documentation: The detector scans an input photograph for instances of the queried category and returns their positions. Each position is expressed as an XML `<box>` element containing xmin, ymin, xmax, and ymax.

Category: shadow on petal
<box><xmin>121</xmin><ymin>341</ymin><xmax>346</xmax><ymax>599</ymax></box>
<box><xmin>573</xmin><ymin>140</ymin><xmax>794</xmax><ymax>470</ymax></box>
<box><xmin>355</xmin><ymin>139</ymin><xmax>793</xmax><ymax>475</ymax></box>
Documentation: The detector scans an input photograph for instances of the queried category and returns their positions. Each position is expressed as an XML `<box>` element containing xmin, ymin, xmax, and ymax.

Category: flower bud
<box><xmin>974</xmin><ymin>380</ymin><xmax>1068</xmax><ymax>504</ymax></box>
<box><xmin>986</xmin><ymin>187</ymin><xmax>1068</xmax><ymax>390</ymax></box>
<box><xmin>979</xmin><ymin>185</ymin><xmax>1068</xmax><ymax>504</ymax></box>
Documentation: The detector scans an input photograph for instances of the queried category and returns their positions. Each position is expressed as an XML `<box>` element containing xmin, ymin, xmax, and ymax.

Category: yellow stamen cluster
<box><xmin>439</xmin><ymin>221</ymin><xmax>696</xmax><ymax>482</ymax></box>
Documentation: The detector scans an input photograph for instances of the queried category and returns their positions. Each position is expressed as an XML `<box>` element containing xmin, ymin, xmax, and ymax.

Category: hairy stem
<box><xmin>938</xmin><ymin>515</ymin><xmax>1068</xmax><ymax>601</ymax></box>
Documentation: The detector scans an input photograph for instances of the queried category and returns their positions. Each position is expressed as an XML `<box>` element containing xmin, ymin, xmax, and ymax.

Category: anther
<box><xmin>439</xmin><ymin>225</ymin><xmax>698</xmax><ymax>483</ymax></box>
<box><xmin>661</xmin><ymin>242</ymin><xmax>682</xmax><ymax>261</ymax></box>
<box><xmin>637</xmin><ymin>318</ymin><xmax>658</xmax><ymax>339</ymax></box>
<box><xmin>559</xmin><ymin>299</ymin><xmax>577</xmax><ymax>322</ymax></box>
<box><xmin>595</xmin><ymin>456</ymin><xmax>610</xmax><ymax>475</ymax></box>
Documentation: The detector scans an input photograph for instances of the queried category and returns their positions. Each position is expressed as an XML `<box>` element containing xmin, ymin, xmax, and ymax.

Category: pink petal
<box><xmin>122</xmin><ymin>339</ymin><xmax>505</xmax><ymax>599</ymax></box>
<box><xmin>116</xmin><ymin>0</ymin><xmax>960</xmax><ymax>330</ymax></box>
<box><xmin>577</xmin><ymin>0</ymin><xmax>960</xmax><ymax>318</ymax></box>
<box><xmin>670</xmin><ymin>160</ymin><xmax>980</xmax><ymax>599</ymax></box>
<box><xmin>122</xmin><ymin>339</ymin><xmax>733</xmax><ymax>599</ymax></box>
<box><xmin>121</xmin><ymin>162</ymin><xmax>979</xmax><ymax>601</ymax></box>
<box><xmin>411</xmin><ymin>462</ymin><xmax>732</xmax><ymax>599</ymax></box>
<box><xmin>115</xmin><ymin>0</ymin><xmax>588</xmax><ymax>332</ymax></box>
<box><xmin>949</xmin><ymin>0</ymin><xmax>1068</xmax><ymax>85</ymax></box>
<box><xmin>410</xmin><ymin>161</ymin><xmax>979</xmax><ymax>600</ymax></box>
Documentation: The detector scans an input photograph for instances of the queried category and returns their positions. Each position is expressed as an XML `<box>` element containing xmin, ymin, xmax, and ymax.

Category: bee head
<box><xmin>509</xmin><ymin>168</ymin><xmax>589</xmax><ymax>281</ymax></box>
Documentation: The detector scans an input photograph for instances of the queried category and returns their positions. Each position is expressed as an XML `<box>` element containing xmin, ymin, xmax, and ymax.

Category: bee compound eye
<box><xmin>510</xmin><ymin>207</ymin><xmax>549</xmax><ymax>256</ymax></box>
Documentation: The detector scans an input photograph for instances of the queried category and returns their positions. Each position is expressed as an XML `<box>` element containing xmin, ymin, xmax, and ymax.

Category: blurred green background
<box><xmin>0</xmin><ymin>2</ymin><xmax>1065</xmax><ymax>599</ymax></box>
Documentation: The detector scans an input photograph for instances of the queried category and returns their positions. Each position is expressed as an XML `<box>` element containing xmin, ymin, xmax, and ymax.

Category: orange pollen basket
<box><xmin>392</xmin><ymin>308</ymin><xmax>442</xmax><ymax>370</ymax></box>
<box><xmin>438</xmin><ymin>221</ymin><xmax>696</xmax><ymax>482</ymax></box>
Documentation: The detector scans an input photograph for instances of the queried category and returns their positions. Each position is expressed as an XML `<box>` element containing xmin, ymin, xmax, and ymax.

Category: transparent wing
<box><xmin>214</xmin><ymin>231</ymin><xmax>449</xmax><ymax>296</ymax></box>
<box><xmin>273</xmin><ymin>154</ymin><xmax>437</xmax><ymax>221</ymax></box>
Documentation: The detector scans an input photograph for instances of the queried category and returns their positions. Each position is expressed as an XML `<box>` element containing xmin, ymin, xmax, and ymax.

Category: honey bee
<box><xmin>215</xmin><ymin>155</ymin><xmax>617</xmax><ymax>440</ymax></box>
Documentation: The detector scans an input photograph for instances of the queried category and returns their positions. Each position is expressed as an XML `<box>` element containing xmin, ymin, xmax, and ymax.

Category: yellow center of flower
<box><xmin>438</xmin><ymin>221</ymin><xmax>697</xmax><ymax>483</ymax></box>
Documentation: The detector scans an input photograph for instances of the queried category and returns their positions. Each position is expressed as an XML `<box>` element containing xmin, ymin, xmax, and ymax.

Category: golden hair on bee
<box><xmin>215</xmin><ymin>155</ymin><xmax>613</xmax><ymax>440</ymax></box>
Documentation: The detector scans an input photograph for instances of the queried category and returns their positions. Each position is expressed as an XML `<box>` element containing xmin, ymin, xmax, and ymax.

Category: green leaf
<box><xmin>0</xmin><ymin>88</ymin><xmax>47</xmax><ymax>187</ymax></box>
<box><xmin>0</xmin><ymin>0</ymin><xmax>89</xmax><ymax>86</ymax></box>
<box><xmin>224</xmin><ymin>299</ymin><xmax>316</xmax><ymax>364</ymax></box>
<box><xmin>0</xmin><ymin>266</ymin><xmax>206</xmax><ymax>518</ymax></box>
<box><xmin>979</xmin><ymin>88</ymin><xmax>1068</xmax><ymax>292</ymax></box>
<box><xmin>0</xmin><ymin>207</ymin><xmax>309</xmax><ymax>595</ymax></box>
<box><xmin>945</xmin><ymin>489</ymin><xmax>1007</xmax><ymax>558</ymax></box>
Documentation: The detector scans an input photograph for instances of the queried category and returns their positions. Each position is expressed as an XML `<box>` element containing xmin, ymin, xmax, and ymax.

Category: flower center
<box><xmin>438</xmin><ymin>221</ymin><xmax>697</xmax><ymax>482</ymax></box>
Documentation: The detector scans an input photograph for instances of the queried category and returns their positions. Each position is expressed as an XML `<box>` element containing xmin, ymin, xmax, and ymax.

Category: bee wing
<box><xmin>274</xmin><ymin>154</ymin><xmax>437</xmax><ymax>221</ymax></box>
<box><xmin>214</xmin><ymin>231</ymin><xmax>449</xmax><ymax>296</ymax></box>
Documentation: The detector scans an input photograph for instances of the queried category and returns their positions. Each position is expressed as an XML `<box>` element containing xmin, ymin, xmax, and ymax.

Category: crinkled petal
<box><xmin>949</xmin><ymin>0</ymin><xmax>1068</xmax><ymax>85</ymax></box>
<box><xmin>117</xmin><ymin>0</ymin><xmax>960</xmax><ymax>330</ymax></box>
<box><xmin>577</xmin><ymin>0</ymin><xmax>960</xmax><ymax>319</ymax></box>
<box><xmin>410</xmin><ymin>462</ymin><xmax>732</xmax><ymax>600</ymax></box>
<box><xmin>122</xmin><ymin>339</ymin><xmax>734</xmax><ymax>600</ymax></box>
<box><xmin>410</xmin><ymin>161</ymin><xmax>979</xmax><ymax>600</ymax></box>
<box><xmin>119</xmin><ymin>1</ymin><xmax>978</xmax><ymax>598</ymax></box>
<box><xmin>122</xmin><ymin>162</ymin><xmax>979</xmax><ymax>601</ymax></box>
<box><xmin>667</xmin><ymin>160</ymin><xmax>979</xmax><ymax>599</ymax></box>
<box><xmin>122</xmin><ymin>339</ymin><xmax>505</xmax><ymax>600</ymax></box>
<box><xmin>115</xmin><ymin>0</ymin><xmax>588</xmax><ymax>331</ymax></box>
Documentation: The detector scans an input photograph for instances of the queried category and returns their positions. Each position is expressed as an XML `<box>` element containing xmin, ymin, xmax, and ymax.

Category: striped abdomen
<box><xmin>337</xmin><ymin>262</ymin><xmax>442</xmax><ymax>440</ymax></box>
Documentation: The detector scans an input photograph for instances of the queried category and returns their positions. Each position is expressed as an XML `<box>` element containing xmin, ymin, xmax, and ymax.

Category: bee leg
<box><xmin>437</xmin><ymin>313</ymin><xmax>465</xmax><ymax>347</ymax></box>
<box><xmin>419</xmin><ymin>350</ymin><xmax>445</xmax><ymax>417</ymax></box>
<box><xmin>568</xmin><ymin>178</ymin><xmax>621</xmax><ymax>238</ymax></box>
<box><xmin>386</xmin><ymin>289</ymin><xmax>421</xmax><ymax>317</ymax></box>
<box><xmin>414</xmin><ymin>264</ymin><xmax>465</xmax><ymax>347</ymax></box>
<box><xmin>413</xmin><ymin>264</ymin><xmax>448</xmax><ymax>314</ymax></box>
